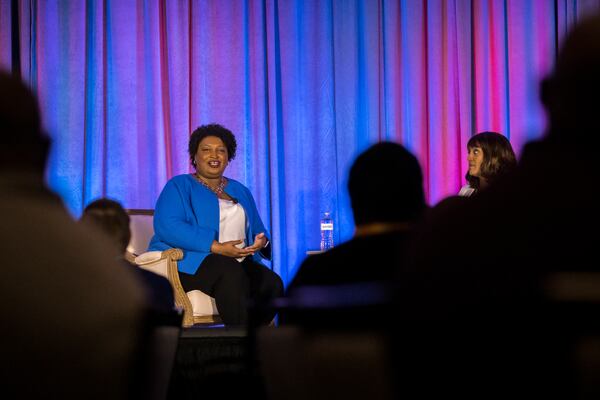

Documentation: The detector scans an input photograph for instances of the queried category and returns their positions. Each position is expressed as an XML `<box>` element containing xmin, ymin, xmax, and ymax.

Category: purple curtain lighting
<box><xmin>1</xmin><ymin>0</ymin><xmax>599</xmax><ymax>284</ymax></box>
<box><xmin>0</xmin><ymin>1</ymin><xmax>11</xmax><ymax>70</ymax></box>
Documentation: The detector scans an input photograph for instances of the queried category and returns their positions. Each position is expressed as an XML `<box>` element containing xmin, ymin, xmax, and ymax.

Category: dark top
<box><xmin>125</xmin><ymin>261</ymin><xmax>174</xmax><ymax>312</ymax></box>
<box><xmin>287</xmin><ymin>230</ymin><xmax>413</xmax><ymax>292</ymax></box>
<box><xmin>282</xmin><ymin>231</ymin><xmax>413</xmax><ymax>327</ymax></box>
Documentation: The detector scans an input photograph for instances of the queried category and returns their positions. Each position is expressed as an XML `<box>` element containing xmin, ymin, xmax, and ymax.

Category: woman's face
<box><xmin>194</xmin><ymin>136</ymin><xmax>229</xmax><ymax>179</ymax></box>
<box><xmin>467</xmin><ymin>146</ymin><xmax>484</xmax><ymax>177</ymax></box>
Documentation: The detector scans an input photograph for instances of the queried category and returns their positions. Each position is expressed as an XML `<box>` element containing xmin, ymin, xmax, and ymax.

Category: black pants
<box><xmin>179</xmin><ymin>254</ymin><xmax>284</xmax><ymax>326</ymax></box>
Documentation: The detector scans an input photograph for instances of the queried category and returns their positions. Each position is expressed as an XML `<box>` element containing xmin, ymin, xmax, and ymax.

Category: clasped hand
<box><xmin>211</xmin><ymin>232</ymin><xmax>267</xmax><ymax>258</ymax></box>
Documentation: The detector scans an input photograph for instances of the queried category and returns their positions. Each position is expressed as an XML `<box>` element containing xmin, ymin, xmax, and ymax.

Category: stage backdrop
<box><xmin>0</xmin><ymin>0</ymin><xmax>598</xmax><ymax>284</ymax></box>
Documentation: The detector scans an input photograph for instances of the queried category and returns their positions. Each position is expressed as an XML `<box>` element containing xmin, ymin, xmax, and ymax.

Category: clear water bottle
<box><xmin>320</xmin><ymin>212</ymin><xmax>334</xmax><ymax>251</ymax></box>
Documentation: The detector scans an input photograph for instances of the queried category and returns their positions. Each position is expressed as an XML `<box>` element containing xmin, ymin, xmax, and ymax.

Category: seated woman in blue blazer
<box><xmin>149</xmin><ymin>124</ymin><xmax>283</xmax><ymax>326</ymax></box>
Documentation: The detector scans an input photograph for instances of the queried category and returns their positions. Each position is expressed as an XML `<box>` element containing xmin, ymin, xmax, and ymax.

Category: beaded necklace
<box><xmin>195</xmin><ymin>174</ymin><xmax>226</xmax><ymax>196</ymax></box>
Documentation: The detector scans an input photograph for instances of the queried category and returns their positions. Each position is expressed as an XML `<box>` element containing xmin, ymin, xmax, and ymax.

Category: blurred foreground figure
<box><xmin>80</xmin><ymin>198</ymin><xmax>174</xmax><ymax>312</ymax></box>
<box><xmin>400</xmin><ymin>15</ymin><xmax>600</xmax><ymax>399</ymax></box>
<box><xmin>265</xmin><ymin>143</ymin><xmax>426</xmax><ymax>399</ymax></box>
<box><xmin>287</xmin><ymin>142</ymin><xmax>426</xmax><ymax>293</ymax></box>
<box><xmin>0</xmin><ymin>71</ymin><xmax>146</xmax><ymax>399</ymax></box>
<box><xmin>282</xmin><ymin>142</ymin><xmax>425</xmax><ymax>329</ymax></box>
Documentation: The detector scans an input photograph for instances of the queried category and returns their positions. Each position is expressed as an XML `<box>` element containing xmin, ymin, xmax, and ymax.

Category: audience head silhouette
<box><xmin>80</xmin><ymin>198</ymin><xmax>131</xmax><ymax>255</ymax></box>
<box><xmin>542</xmin><ymin>14</ymin><xmax>600</xmax><ymax>145</ymax></box>
<box><xmin>0</xmin><ymin>71</ymin><xmax>49</xmax><ymax>171</ymax></box>
<box><xmin>348</xmin><ymin>141</ymin><xmax>425</xmax><ymax>227</ymax></box>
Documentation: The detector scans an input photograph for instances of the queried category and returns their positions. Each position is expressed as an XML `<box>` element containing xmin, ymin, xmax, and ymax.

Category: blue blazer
<box><xmin>148</xmin><ymin>174</ymin><xmax>271</xmax><ymax>274</ymax></box>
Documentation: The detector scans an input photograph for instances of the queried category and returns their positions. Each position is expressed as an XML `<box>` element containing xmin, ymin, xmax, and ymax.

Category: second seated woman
<box><xmin>459</xmin><ymin>131</ymin><xmax>517</xmax><ymax>197</ymax></box>
<box><xmin>148</xmin><ymin>124</ymin><xmax>283</xmax><ymax>326</ymax></box>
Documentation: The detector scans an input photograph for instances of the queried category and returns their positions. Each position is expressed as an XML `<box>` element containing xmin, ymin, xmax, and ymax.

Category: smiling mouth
<box><xmin>208</xmin><ymin>161</ymin><xmax>221</xmax><ymax>168</ymax></box>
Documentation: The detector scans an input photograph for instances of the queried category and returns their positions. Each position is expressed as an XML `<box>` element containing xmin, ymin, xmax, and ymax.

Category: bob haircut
<box><xmin>466</xmin><ymin>131</ymin><xmax>517</xmax><ymax>190</ymax></box>
<box><xmin>188</xmin><ymin>124</ymin><xmax>237</xmax><ymax>166</ymax></box>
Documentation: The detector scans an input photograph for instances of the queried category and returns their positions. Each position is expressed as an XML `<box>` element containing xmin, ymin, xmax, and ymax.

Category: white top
<box><xmin>218</xmin><ymin>198</ymin><xmax>247</xmax><ymax>262</ymax></box>
<box><xmin>458</xmin><ymin>184</ymin><xmax>475</xmax><ymax>197</ymax></box>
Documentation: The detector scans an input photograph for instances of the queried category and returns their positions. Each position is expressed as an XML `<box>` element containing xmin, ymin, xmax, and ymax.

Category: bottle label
<box><xmin>320</xmin><ymin>223</ymin><xmax>333</xmax><ymax>231</ymax></box>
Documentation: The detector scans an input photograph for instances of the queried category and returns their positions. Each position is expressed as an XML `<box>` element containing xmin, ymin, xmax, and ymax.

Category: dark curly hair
<box><xmin>188</xmin><ymin>124</ymin><xmax>237</xmax><ymax>167</ymax></box>
<box><xmin>465</xmin><ymin>131</ymin><xmax>517</xmax><ymax>190</ymax></box>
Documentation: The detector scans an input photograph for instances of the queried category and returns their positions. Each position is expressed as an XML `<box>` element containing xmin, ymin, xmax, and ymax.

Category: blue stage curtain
<box><xmin>0</xmin><ymin>0</ymin><xmax>599</xmax><ymax>284</ymax></box>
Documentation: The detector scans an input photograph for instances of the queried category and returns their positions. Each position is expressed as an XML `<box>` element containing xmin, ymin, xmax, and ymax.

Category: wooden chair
<box><xmin>126</xmin><ymin>209</ymin><xmax>221</xmax><ymax>327</ymax></box>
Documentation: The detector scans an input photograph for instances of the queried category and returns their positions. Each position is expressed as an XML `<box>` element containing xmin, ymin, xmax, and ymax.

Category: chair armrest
<box><xmin>161</xmin><ymin>249</ymin><xmax>194</xmax><ymax>327</ymax></box>
<box><xmin>162</xmin><ymin>248</ymin><xmax>183</xmax><ymax>262</ymax></box>
<box><xmin>135</xmin><ymin>251</ymin><xmax>164</xmax><ymax>265</ymax></box>
<box><xmin>135</xmin><ymin>249</ymin><xmax>183</xmax><ymax>265</ymax></box>
<box><xmin>135</xmin><ymin>248</ymin><xmax>194</xmax><ymax>327</ymax></box>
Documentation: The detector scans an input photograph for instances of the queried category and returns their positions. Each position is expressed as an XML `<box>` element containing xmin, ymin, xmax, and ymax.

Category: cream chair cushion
<box><xmin>187</xmin><ymin>291</ymin><xmax>218</xmax><ymax>317</ymax></box>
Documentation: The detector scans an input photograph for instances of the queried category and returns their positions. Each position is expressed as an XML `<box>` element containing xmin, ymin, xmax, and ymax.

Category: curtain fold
<box><xmin>0</xmin><ymin>1</ymin><xmax>11</xmax><ymax>70</ymax></box>
<box><xmin>1</xmin><ymin>0</ymin><xmax>599</xmax><ymax>284</ymax></box>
